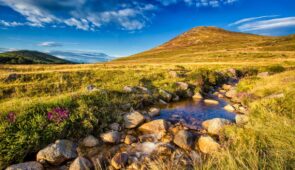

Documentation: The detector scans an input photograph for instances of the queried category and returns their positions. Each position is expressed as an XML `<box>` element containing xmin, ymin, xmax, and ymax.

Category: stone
<box><xmin>235</xmin><ymin>115</ymin><xmax>249</xmax><ymax>125</ymax></box>
<box><xmin>124</xmin><ymin>135</ymin><xmax>137</xmax><ymax>145</ymax></box>
<box><xmin>124</xmin><ymin>111</ymin><xmax>145</xmax><ymax>129</ymax></box>
<box><xmin>123</xmin><ymin>86</ymin><xmax>136</xmax><ymax>93</ymax></box>
<box><xmin>186</xmin><ymin>89</ymin><xmax>194</xmax><ymax>97</ymax></box>
<box><xmin>159</xmin><ymin>89</ymin><xmax>172</xmax><ymax>102</ymax></box>
<box><xmin>197</xmin><ymin>136</ymin><xmax>220</xmax><ymax>154</ymax></box>
<box><xmin>172</xmin><ymin>95</ymin><xmax>180</xmax><ymax>101</ymax></box>
<box><xmin>69</xmin><ymin>157</ymin><xmax>93</xmax><ymax>170</ymax></box>
<box><xmin>139</xmin><ymin>134</ymin><xmax>159</xmax><ymax>143</ymax></box>
<box><xmin>159</xmin><ymin>99</ymin><xmax>168</xmax><ymax>105</ymax></box>
<box><xmin>86</xmin><ymin>85</ymin><xmax>96</xmax><ymax>91</ymax></box>
<box><xmin>6</xmin><ymin>161</ymin><xmax>44</xmax><ymax>170</ymax></box>
<box><xmin>217</xmin><ymin>93</ymin><xmax>224</xmax><ymax>98</ymax></box>
<box><xmin>192</xmin><ymin>92</ymin><xmax>203</xmax><ymax>100</ymax></box>
<box><xmin>100</xmin><ymin>131</ymin><xmax>121</xmax><ymax>144</ymax></box>
<box><xmin>204</xmin><ymin>99</ymin><xmax>219</xmax><ymax>105</ymax></box>
<box><xmin>148</xmin><ymin>107</ymin><xmax>160</xmax><ymax>117</ymax></box>
<box><xmin>138</xmin><ymin>119</ymin><xmax>168</xmax><ymax>136</ymax></box>
<box><xmin>36</xmin><ymin>140</ymin><xmax>77</xmax><ymax>165</ymax></box>
<box><xmin>258</xmin><ymin>72</ymin><xmax>269</xmax><ymax>77</ymax></box>
<box><xmin>223</xmin><ymin>104</ymin><xmax>235</xmax><ymax>112</ymax></box>
<box><xmin>225</xmin><ymin>89</ymin><xmax>237</xmax><ymax>98</ymax></box>
<box><xmin>222</xmin><ymin>84</ymin><xmax>232</xmax><ymax>90</ymax></box>
<box><xmin>110</xmin><ymin>123</ymin><xmax>121</xmax><ymax>131</ymax></box>
<box><xmin>173</xmin><ymin>130</ymin><xmax>195</xmax><ymax>150</ymax></box>
<box><xmin>82</xmin><ymin>135</ymin><xmax>99</xmax><ymax>147</ymax></box>
<box><xmin>202</xmin><ymin>118</ymin><xmax>231</xmax><ymax>135</ymax></box>
<box><xmin>228</xmin><ymin>68</ymin><xmax>237</xmax><ymax>77</ymax></box>
<box><xmin>175</xmin><ymin>82</ymin><xmax>189</xmax><ymax>90</ymax></box>
<box><xmin>111</xmin><ymin>152</ymin><xmax>128</xmax><ymax>169</ymax></box>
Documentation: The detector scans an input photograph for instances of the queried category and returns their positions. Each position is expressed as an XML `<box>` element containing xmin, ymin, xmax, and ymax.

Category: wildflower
<box><xmin>7</xmin><ymin>112</ymin><xmax>16</xmax><ymax>123</ymax></box>
<box><xmin>47</xmin><ymin>107</ymin><xmax>70</xmax><ymax>123</ymax></box>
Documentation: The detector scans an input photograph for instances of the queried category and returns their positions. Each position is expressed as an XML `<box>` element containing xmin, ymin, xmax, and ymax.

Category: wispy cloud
<box><xmin>229</xmin><ymin>15</ymin><xmax>279</xmax><ymax>26</ymax></box>
<box><xmin>37</xmin><ymin>41</ymin><xmax>63</xmax><ymax>47</ymax></box>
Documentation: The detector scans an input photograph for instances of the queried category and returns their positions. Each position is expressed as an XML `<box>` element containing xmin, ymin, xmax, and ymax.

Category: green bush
<box><xmin>266</xmin><ymin>65</ymin><xmax>286</xmax><ymax>73</ymax></box>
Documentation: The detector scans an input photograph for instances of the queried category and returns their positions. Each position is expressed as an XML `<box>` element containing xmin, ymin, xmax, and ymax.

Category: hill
<box><xmin>0</xmin><ymin>50</ymin><xmax>73</xmax><ymax>64</ymax></box>
<box><xmin>114</xmin><ymin>26</ymin><xmax>295</xmax><ymax>63</ymax></box>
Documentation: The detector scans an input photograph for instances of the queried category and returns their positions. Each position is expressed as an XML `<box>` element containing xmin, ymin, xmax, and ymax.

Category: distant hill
<box><xmin>115</xmin><ymin>26</ymin><xmax>295</xmax><ymax>63</ymax></box>
<box><xmin>0</xmin><ymin>50</ymin><xmax>73</xmax><ymax>64</ymax></box>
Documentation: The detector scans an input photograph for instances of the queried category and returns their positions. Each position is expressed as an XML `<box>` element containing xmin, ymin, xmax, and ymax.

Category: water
<box><xmin>155</xmin><ymin>97</ymin><xmax>236</xmax><ymax>130</ymax></box>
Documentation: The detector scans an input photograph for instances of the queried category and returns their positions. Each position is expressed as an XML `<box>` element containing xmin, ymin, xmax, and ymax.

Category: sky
<box><xmin>0</xmin><ymin>0</ymin><xmax>295</xmax><ymax>62</ymax></box>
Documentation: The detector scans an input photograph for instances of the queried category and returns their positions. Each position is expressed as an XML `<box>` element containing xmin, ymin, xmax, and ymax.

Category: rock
<box><xmin>82</xmin><ymin>135</ymin><xmax>99</xmax><ymax>147</ymax></box>
<box><xmin>192</xmin><ymin>92</ymin><xmax>203</xmax><ymax>100</ymax></box>
<box><xmin>6</xmin><ymin>161</ymin><xmax>44</xmax><ymax>170</ymax></box>
<box><xmin>36</xmin><ymin>140</ymin><xmax>77</xmax><ymax>165</ymax></box>
<box><xmin>223</xmin><ymin>104</ymin><xmax>235</xmax><ymax>112</ymax></box>
<box><xmin>110</xmin><ymin>123</ymin><xmax>121</xmax><ymax>131</ymax></box>
<box><xmin>172</xmin><ymin>95</ymin><xmax>180</xmax><ymax>101</ymax></box>
<box><xmin>69</xmin><ymin>157</ymin><xmax>93</xmax><ymax>170</ymax></box>
<box><xmin>124</xmin><ymin>135</ymin><xmax>137</xmax><ymax>145</ymax></box>
<box><xmin>86</xmin><ymin>85</ymin><xmax>96</xmax><ymax>91</ymax></box>
<box><xmin>111</xmin><ymin>152</ymin><xmax>128</xmax><ymax>169</ymax></box>
<box><xmin>219</xmin><ymin>89</ymin><xmax>226</xmax><ymax>93</ymax></box>
<box><xmin>148</xmin><ymin>107</ymin><xmax>160</xmax><ymax>117</ymax></box>
<box><xmin>159</xmin><ymin>99</ymin><xmax>168</xmax><ymax>105</ymax></box>
<box><xmin>139</xmin><ymin>134</ymin><xmax>159</xmax><ymax>143</ymax></box>
<box><xmin>173</xmin><ymin>130</ymin><xmax>195</xmax><ymax>150</ymax></box>
<box><xmin>186</xmin><ymin>89</ymin><xmax>194</xmax><ymax>97</ymax></box>
<box><xmin>202</xmin><ymin>118</ymin><xmax>231</xmax><ymax>135</ymax></box>
<box><xmin>258</xmin><ymin>72</ymin><xmax>269</xmax><ymax>77</ymax></box>
<box><xmin>124</xmin><ymin>111</ymin><xmax>145</xmax><ymax>129</ymax></box>
<box><xmin>228</xmin><ymin>68</ymin><xmax>237</xmax><ymax>77</ymax></box>
<box><xmin>100</xmin><ymin>131</ymin><xmax>121</xmax><ymax>144</ymax></box>
<box><xmin>238</xmin><ymin>106</ymin><xmax>248</xmax><ymax>114</ymax></box>
<box><xmin>235</xmin><ymin>115</ymin><xmax>249</xmax><ymax>125</ymax></box>
<box><xmin>217</xmin><ymin>93</ymin><xmax>224</xmax><ymax>98</ymax></box>
<box><xmin>136</xmin><ymin>86</ymin><xmax>151</xmax><ymax>94</ymax></box>
<box><xmin>123</xmin><ymin>86</ymin><xmax>136</xmax><ymax>93</ymax></box>
<box><xmin>159</xmin><ymin>89</ymin><xmax>172</xmax><ymax>102</ymax></box>
<box><xmin>138</xmin><ymin>119</ymin><xmax>168</xmax><ymax>136</ymax></box>
<box><xmin>222</xmin><ymin>84</ymin><xmax>232</xmax><ymax>90</ymax></box>
<box><xmin>225</xmin><ymin>89</ymin><xmax>237</xmax><ymax>98</ymax></box>
<box><xmin>197</xmin><ymin>136</ymin><xmax>220</xmax><ymax>154</ymax></box>
<box><xmin>175</xmin><ymin>82</ymin><xmax>189</xmax><ymax>90</ymax></box>
<box><xmin>204</xmin><ymin>99</ymin><xmax>219</xmax><ymax>105</ymax></box>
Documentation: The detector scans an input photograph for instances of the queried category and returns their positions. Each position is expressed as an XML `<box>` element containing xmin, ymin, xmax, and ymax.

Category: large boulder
<box><xmin>175</xmin><ymin>82</ymin><xmax>189</xmax><ymax>90</ymax></box>
<box><xmin>173</xmin><ymin>130</ymin><xmax>195</xmax><ymax>150</ymax></box>
<box><xmin>36</xmin><ymin>140</ymin><xmax>77</xmax><ymax>165</ymax></box>
<box><xmin>124</xmin><ymin>111</ymin><xmax>145</xmax><ymax>129</ymax></box>
<box><xmin>202</xmin><ymin>118</ymin><xmax>231</xmax><ymax>135</ymax></box>
<box><xmin>148</xmin><ymin>107</ymin><xmax>160</xmax><ymax>117</ymax></box>
<box><xmin>100</xmin><ymin>131</ymin><xmax>121</xmax><ymax>144</ymax></box>
<box><xmin>6</xmin><ymin>161</ymin><xmax>44</xmax><ymax>170</ymax></box>
<box><xmin>111</xmin><ymin>152</ymin><xmax>128</xmax><ymax>169</ymax></box>
<box><xmin>69</xmin><ymin>157</ymin><xmax>93</xmax><ymax>170</ymax></box>
<box><xmin>159</xmin><ymin>89</ymin><xmax>172</xmax><ymax>102</ymax></box>
<box><xmin>138</xmin><ymin>119</ymin><xmax>168</xmax><ymax>136</ymax></box>
<box><xmin>197</xmin><ymin>136</ymin><xmax>220</xmax><ymax>154</ymax></box>
<box><xmin>82</xmin><ymin>135</ymin><xmax>99</xmax><ymax>147</ymax></box>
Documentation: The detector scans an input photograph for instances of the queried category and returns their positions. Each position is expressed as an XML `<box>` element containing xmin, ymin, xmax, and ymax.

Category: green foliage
<box><xmin>266</xmin><ymin>64</ymin><xmax>286</xmax><ymax>73</ymax></box>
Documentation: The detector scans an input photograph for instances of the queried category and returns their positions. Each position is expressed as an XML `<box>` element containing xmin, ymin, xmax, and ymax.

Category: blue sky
<box><xmin>0</xmin><ymin>0</ymin><xmax>295</xmax><ymax>62</ymax></box>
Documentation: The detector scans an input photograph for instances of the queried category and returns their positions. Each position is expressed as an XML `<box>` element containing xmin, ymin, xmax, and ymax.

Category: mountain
<box><xmin>114</xmin><ymin>26</ymin><xmax>295</xmax><ymax>63</ymax></box>
<box><xmin>0</xmin><ymin>50</ymin><xmax>73</xmax><ymax>64</ymax></box>
<box><xmin>49</xmin><ymin>50</ymin><xmax>114</xmax><ymax>63</ymax></box>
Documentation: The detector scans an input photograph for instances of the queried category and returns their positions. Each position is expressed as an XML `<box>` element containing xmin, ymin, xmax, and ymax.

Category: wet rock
<box><xmin>258</xmin><ymin>72</ymin><xmax>269</xmax><ymax>77</ymax></box>
<box><xmin>235</xmin><ymin>115</ymin><xmax>249</xmax><ymax>125</ymax></box>
<box><xmin>138</xmin><ymin>119</ymin><xmax>168</xmax><ymax>136</ymax></box>
<box><xmin>225</xmin><ymin>89</ymin><xmax>237</xmax><ymax>98</ymax></box>
<box><xmin>100</xmin><ymin>131</ymin><xmax>121</xmax><ymax>144</ymax></box>
<box><xmin>175</xmin><ymin>82</ymin><xmax>189</xmax><ymax>90</ymax></box>
<box><xmin>159</xmin><ymin>99</ymin><xmax>168</xmax><ymax>105</ymax></box>
<box><xmin>159</xmin><ymin>89</ymin><xmax>172</xmax><ymax>102</ymax></box>
<box><xmin>123</xmin><ymin>86</ymin><xmax>136</xmax><ymax>93</ymax></box>
<box><xmin>82</xmin><ymin>135</ymin><xmax>99</xmax><ymax>147</ymax></box>
<box><xmin>223</xmin><ymin>104</ymin><xmax>235</xmax><ymax>112</ymax></box>
<box><xmin>6</xmin><ymin>161</ymin><xmax>44</xmax><ymax>170</ymax></box>
<box><xmin>202</xmin><ymin>118</ymin><xmax>231</xmax><ymax>135</ymax></box>
<box><xmin>197</xmin><ymin>136</ymin><xmax>220</xmax><ymax>154</ymax></box>
<box><xmin>148</xmin><ymin>107</ymin><xmax>160</xmax><ymax>117</ymax></box>
<box><xmin>69</xmin><ymin>157</ymin><xmax>93</xmax><ymax>170</ymax></box>
<box><xmin>192</xmin><ymin>92</ymin><xmax>203</xmax><ymax>100</ymax></box>
<box><xmin>124</xmin><ymin>111</ymin><xmax>145</xmax><ymax>129</ymax></box>
<box><xmin>173</xmin><ymin>130</ymin><xmax>195</xmax><ymax>150</ymax></box>
<box><xmin>110</xmin><ymin>123</ymin><xmax>121</xmax><ymax>131</ymax></box>
<box><xmin>111</xmin><ymin>152</ymin><xmax>129</xmax><ymax>169</ymax></box>
<box><xmin>37</xmin><ymin>140</ymin><xmax>77</xmax><ymax>165</ymax></box>
<box><xmin>204</xmin><ymin>99</ymin><xmax>219</xmax><ymax>105</ymax></box>
<box><xmin>124</xmin><ymin>135</ymin><xmax>137</xmax><ymax>145</ymax></box>
<box><xmin>172</xmin><ymin>95</ymin><xmax>180</xmax><ymax>102</ymax></box>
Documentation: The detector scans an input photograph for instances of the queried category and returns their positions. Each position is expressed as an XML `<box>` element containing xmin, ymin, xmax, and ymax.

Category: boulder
<box><xmin>197</xmin><ymin>136</ymin><xmax>220</xmax><ymax>154</ymax></box>
<box><xmin>138</xmin><ymin>119</ymin><xmax>168</xmax><ymax>136</ymax></box>
<box><xmin>148</xmin><ymin>107</ymin><xmax>160</xmax><ymax>117</ymax></box>
<box><xmin>175</xmin><ymin>82</ymin><xmax>189</xmax><ymax>90</ymax></box>
<box><xmin>202</xmin><ymin>118</ymin><xmax>231</xmax><ymax>135</ymax></box>
<box><xmin>69</xmin><ymin>157</ymin><xmax>93</xmax><ymax>170</ymax></box>
<box><xmin>173</xmin><ymin>130</ymin><xmax>195</xmax><ymax>150</ymax></box>
<box><xmin>192</xmin><ymin>92</ymin><xmax>203</xmax><ymax>100</ymax></box>
<box><xmin>6</xmin><ymin>161</ymin><xmax>44</xmax><ymax>170</ymax></box>
<box><xmin>123</xmin><ymin>86</ymin><xmax>135</xmax><ymax>93</ymax></box>
<box><xmin>111</xmin><ymin>152</ymin><xmax>128</xmax><ymax>169</ymax></box>
<box><xmin>235</xmin><ymin>115</ymin><xmax>249</xmax><ymax>125</ymax></box>
<box><xmin>124</xmin><ymin>111</ymin><xmax>145</xmax><ymax>129</ymax></box>
<box><xmin>100</xmin><ymin>131</ymin><xmax>121</xmax><ymax>144</ymax></box>
<box><xmin>36</xmin><ymin>140</ymin><xmax>77</xmax><ymax>165</ymax></box>
<box><xmin>159</xmin><ymin>89</ymin><xmax>172</xmax><ymax>102</ymax></box>
<box><xmin>223</xmin><ymin>104</ymin><xmax>235</xmax><ymax>112</ymax></box>
<box><xmin>204</xmin><ymin>99</ymin><xmax>219</xmax><ymax>105</ymax></box>
<box><xmin>225</xmin><ymin>89</ymin><xmax>237</xmax><ymax>98</ymax></box>
<box><xmin>124</xmin><ymin>135</ymin><xmax>137</xmax><ymax>145</ymax></box>
<box><xmin>82</xmin><ymin>135</ymin><xmax>99</xmax><ymax>147</ymax></box>
<box><xmin>110</xmin><ymin>123</ymin><xmax>121</xmax><ymax>131</ymax></box>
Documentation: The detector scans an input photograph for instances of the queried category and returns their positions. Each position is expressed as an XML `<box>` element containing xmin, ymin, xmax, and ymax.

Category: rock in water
<box><xmin>138</xmin><ymin>119</ymin><xmax>168</xmax><ymax>136</ymax></box>
<box><xmin>36</xmin><ymin>140</ymin><xmax>77</xmax><ymax>165</ymax></box>
<box><xmin>197</xmin><ymin>136</ymin><xmax>220</xmax><ymax>154</ymax></box>
<box><xmin>111</xmin><ymin>152</ymin><xmax>128</xmax><ymax>169</ymax></box>
<box><xmin>223</xmin><ymin>104</ymin><xmax>235</xmax><ymax>112</ymax></box>
<box><xmin>6</xmin><ymin>161</ymin><xmax>44</xmax><ymax>170</ymax></box>
<box><xmin>100</xmin><ymin>131</ymin><xmax>121</xmax><ymax>144</ymax></box>
<box><xmin>82</xmin><ymin>135</ymin><xmax>99</xmax><ymax>147</ymax></box>
<box><xmin>159</xmin><ymin>89</ymin><xmax>172</xmax><ymax>102</ymax></box>
<box><xmin>69</xmin><ymin>157</ymin><xmax>93</xmax><ymax>170</ymax></box>
<box><xmin>235</xmin><ymin>115</ymin><xmax>249</xmax><ymax>125</ymax></box>
<box><xmin>192</xmin><ymin>92</ymin><xmax>203</xmax><ymax>100</ymax></box>
<box><xmin>202</xmin><ymin>118</ymin><xmax>231</xmax><ymax>135</ymax></box>
<box><xmin>173</xmin><ymin>130</ymin><xmax>195</xmax><ymax>150</ymax></box>
<box><xmin>148</xmin><ymin>107</ymin><xmax>160</xmax><ymax>117</ymax></box>
<box><xmin>225</xmin><ymin>89</ymin><xmax>237</xmax><ymax>98</ymax></box>
<box><xmin>204</xmin><ymin>99</ymin><xmax>219</xmax><ymax>105</ymax></box>
<box><xmin>124</xmin><ymin>111</ymin><xmax>145</xmax><ymax>129</ymax></box>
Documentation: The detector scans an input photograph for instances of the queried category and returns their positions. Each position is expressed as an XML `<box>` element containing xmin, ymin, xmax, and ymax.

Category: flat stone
<box><xmin>222</xmin><ymin>84</ymin><xmax>232</xmax><ymax>90</ymax></box>
<box><xmin>124</xmin><ymin>111</ymin><xmax>145</xmax><ymax>129</ymax></box>
<box><xmin>225</xmin><ymin>89</ymin><xmax>237</xmax><ymax>98</ymax></box>
<box><xmin>223</xmin><ymin>104</ymin><xmax>235</xmax><ymax>112</ymax></box>
<box><xmin>100</xmin><ymin>131</ymin><xmax>121</xmax><ymax>144</ymax></box>
<box><xmin>148</xmin><ymin>107</ymin><xmax>160</xmax><ymax>117</ymax></box>
<box><xmin>202</xmin><ymin>118</ymin><xmax>231</xmax><ymax>135</ymax></box>
<box><xmin>138</xmin><ymin>119</ymin><xmax>168</xmax><ymax>136</ymax></box>
<box><xmin>6</xmin><ymin>161</ymin><xmax>44</xmax><ymax>170</ymax></box>
<box><xmin>197</xmin><ymin>136</ymin><xmax>220</xmax><ymax>154</ymax></box>
<box><xmin>192</xmin><ymin>92</ymin><xmax>203</xmax><ymax>100</ymax></box>
<box><xmin>173</xmin><ymin>130</ymin><xmax>195</xmax><ymax>150</ymax></box>
<box><xmin>111</xmin><ymin>152</ymin><xmax>128</xmax><ymax>169</ymax></box>
<box><xmin>69</xmin><ymin>157</ymin><xmax>93</xmax><ymax>170</ymax></box>
<box><xmin>82</xmin><ymin>135</ymin><xmax>99</xmax><ymax>147</ymax></box>
<box><xmin>204</xmin><ymin>99</ymin><xmax>219</xmax><ymax>105</ymax></box>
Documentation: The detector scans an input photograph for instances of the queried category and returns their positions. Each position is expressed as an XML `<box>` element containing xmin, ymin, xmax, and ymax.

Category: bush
<box><xmin>266</xmin><ymin>65</ymin><xmax>285</xmax><ymax>73</ymax></box>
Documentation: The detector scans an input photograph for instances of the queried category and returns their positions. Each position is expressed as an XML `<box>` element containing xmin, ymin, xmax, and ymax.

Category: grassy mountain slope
<box><xmin>0</xmin><ymin>50</ymin><xmax>73</xmax><ymax>64</ymax></box>
<box><xmin>115</xmin><ymin>26</ymin><xmax>295</xmax><ymax>63</ymax></box>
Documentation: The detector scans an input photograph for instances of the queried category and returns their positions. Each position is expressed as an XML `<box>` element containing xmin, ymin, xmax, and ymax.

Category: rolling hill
<box><xmin>115</xmin><ymin>26</ymin><xmax>295</xmax><ymax>63</ymax></box>
<box><xmin>0</xmin><ymin>50</ymin><xmax>73</xmax><ymax>64</ymax></box>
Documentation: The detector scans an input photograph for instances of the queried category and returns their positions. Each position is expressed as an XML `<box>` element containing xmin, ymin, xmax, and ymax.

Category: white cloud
<box><xmin>0</xmin><ymin>20</ymin><xmax>25</xmax><ymax>27</ymax></box>
<box><xmin>37</xmin><ymin>41</ymin><xmax>63</xmax><ymax>47</ymax></box>
<box><xmin>229</xmin><ymin>15</ymin><xmax>279</xmax><ymax>26</ymax></box>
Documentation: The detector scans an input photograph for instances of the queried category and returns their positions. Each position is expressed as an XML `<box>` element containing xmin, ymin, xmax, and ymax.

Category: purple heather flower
<box><xmin>47</xmin><ymin>107</ymin><xmax>70</xmax><ymax>123</ymax></box>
